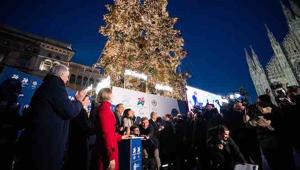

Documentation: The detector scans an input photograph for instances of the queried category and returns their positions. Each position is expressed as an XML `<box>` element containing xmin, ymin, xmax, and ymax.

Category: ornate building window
<box><xmin>76</xmin><ymin>76</ymin><xmax>82</xmax><ymax>85</ymax></box>
<box><xmin>297</xmin><ymin>61</ymin><xmax>300</xmax><ymax>73</ymax></box>
<box><xmin>19</xmin><ymin>55</ymin><xmax>32</xmax><ymax>68</ymax></box>
<box><xmin>25</xmin><ymin>46</ymin><xmax>33</xmax><ymax>52</ymax></box>
<box><xmin>32</xmin><ymin>47</ymin><xmax>39</xmax><ymax>54</ymax></box>
<box><xmin>39</xmin><ymin>59</ymin><xmax>52</xmax><ymax>71</ymax></box>
<box><xmin>13</xmin><ymin>42</ymin><xmax>21</xmax><ymax>49</ymax></box>
<box><xmin>89</xmin><ymin>78</ymin><xmax>94</xmax><ymax>85</ymax></box>
<box><xmin>69</xmin><ymin>74</ymin><xmax>76</xmax><ymax>84</ymax></box>
<box><xmin>53</xmin><ymin>61</ymin><xmax>60</xmax><ymax>67</ymax></box>
<box><xmin>83</xmin><ymin>77</ymin><xmax>88</xmax><ymax>86</ymax></box>
<box><xmin>1</xmin><ymin>39</ymin><xmax>9</xmax><ymax>46</ymax></box>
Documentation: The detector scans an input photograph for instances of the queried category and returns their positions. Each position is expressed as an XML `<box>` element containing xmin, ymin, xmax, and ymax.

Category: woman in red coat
<box><xmin>96</xmin><ymin>88</ymin><xmax>127</xmax><ymax>170</ymax></box>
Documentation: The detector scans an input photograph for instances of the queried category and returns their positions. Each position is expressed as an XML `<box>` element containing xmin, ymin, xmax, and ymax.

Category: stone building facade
<box><xmin>0</xmin><ymin>25</ymin><xmax>102</xmax><ymax>90</ymax></box>
<box><xmin>246</xmin><ymin>0</ymin><xmax>300</xmax><ymax>100</ymax></box>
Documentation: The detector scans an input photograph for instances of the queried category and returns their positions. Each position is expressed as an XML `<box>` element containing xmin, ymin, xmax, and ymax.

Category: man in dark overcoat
<box><xmin>22</xmin><ymin>64</ymin><xmax>90</xmax><ymax>170</ymax></box>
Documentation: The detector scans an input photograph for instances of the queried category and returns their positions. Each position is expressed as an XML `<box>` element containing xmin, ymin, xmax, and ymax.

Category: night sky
<box><xmin>0</xmin><ymin>0</ymin><xmax>293</xmax><ymax>102</ymax></box>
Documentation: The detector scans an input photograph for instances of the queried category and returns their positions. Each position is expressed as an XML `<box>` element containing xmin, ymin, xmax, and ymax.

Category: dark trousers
<box><xmin>209</xmin><ymin>151</ymin><xmax>233</xmax><ymax>170</ymax></box>
<box><xmin>260</xmin><ymin>136</ymin><xmax>295</xmax><ymax>170</ymax></box>
<box><xmin>236</xmin><ymin>139</ymin><xmax>262</xmax><ymax>170</ymax></box>
<box><xmin>0</xmin><ymin>143</ymin><xmax>14</xmax><ymax>170</ymax></box>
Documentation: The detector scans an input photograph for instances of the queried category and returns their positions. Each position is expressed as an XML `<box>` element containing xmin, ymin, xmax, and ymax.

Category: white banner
<box><xmin>111</xmin><ymin>86</ymin><xmax>181</xmax><ymax>118</ymax></box>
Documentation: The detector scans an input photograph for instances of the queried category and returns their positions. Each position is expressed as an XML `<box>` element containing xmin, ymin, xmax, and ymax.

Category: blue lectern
<box><xmin>119</xmin><ymin>138</ymin><xmax>142</xmax><ymax>170</ymax></box>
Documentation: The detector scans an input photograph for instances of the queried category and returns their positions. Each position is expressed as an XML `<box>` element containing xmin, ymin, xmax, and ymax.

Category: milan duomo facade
<box><xmin>246</xmin><ymin>0</ymin><xmax>300</xmax><ymax>99</ymax></box>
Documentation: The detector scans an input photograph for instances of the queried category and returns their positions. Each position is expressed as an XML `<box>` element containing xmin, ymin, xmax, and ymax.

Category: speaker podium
<box><xmin>119</xmin><ymin>137</ymin><xmax>142</xmax><ymax>170</ymax></box>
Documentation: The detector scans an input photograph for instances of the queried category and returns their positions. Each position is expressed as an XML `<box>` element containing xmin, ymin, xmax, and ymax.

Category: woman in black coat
<box><xmin>64</xmin><ymin>109</ymin><xmax>95</xmax><ymax>170</ymax></box>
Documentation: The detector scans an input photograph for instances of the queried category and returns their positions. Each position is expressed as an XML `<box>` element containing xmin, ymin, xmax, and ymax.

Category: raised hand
<box><xmin>81</xmin><ymin>97</ymin><xmax>91</xmax><ymax>109</ymax></box>
<box><xmin>75</xmin><ymin>90</ymin><xmax>87</xmax><ymax>102</ymax></box>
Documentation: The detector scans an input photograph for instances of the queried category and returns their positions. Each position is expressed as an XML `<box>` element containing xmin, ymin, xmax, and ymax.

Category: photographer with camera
<box><xmin>207</xmin><ymin>125</ymin><xmax>246</xmax><ymax>170</ymax></box>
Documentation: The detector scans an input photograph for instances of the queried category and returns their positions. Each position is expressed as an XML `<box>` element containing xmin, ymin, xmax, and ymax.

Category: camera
<box><xmin>275</xmin><ymin>88</ymin><xmax>286</xmax><ymax>97</ymax></box>
<box><xmin>218</xmin><ymin>139</ymin><xmax>228</xmax><ymax>145</ymax></box>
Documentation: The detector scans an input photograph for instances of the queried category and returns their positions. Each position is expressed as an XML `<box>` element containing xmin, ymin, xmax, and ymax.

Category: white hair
<box><xmin>49</xmin><ymin>64</ymin><xmax>69</xmax><ymax>77</ymax></box>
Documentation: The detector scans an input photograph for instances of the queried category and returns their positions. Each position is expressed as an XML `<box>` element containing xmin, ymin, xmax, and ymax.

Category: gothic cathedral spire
<box><xmin>245</xmin><ymin>47</ymin><xmax>275</xmax><ymax>103</ymax></box>
<box><xmin>250</xmin><ymin>46</ymin><xmax>264</xmax><ymax>71</ymax></box>
<box><xmin>245</xmin><ymin>48</ymin><xmax>255</xmax><ymax>70</ymax></box>
<box><xmin>289</xmin><ymin>0</ymin><xmax>300</xmax><ymax>17</ymax></box>
<box><xmin>265</xmin><ymin>24</ymin><xmax>279</xmax><ymax>47</ymax></box>
<box><xmin>280</xmin><ymin>0</ymin><xmax>294</xmax><ymax>25</ymax></box>
<box><xmin>265</xmin><ymin>24</ymin><xmax>299</xmax><ymax>86</ymax></box>
<box><xmin>245</xmin><ymin>47</ymin><xmax>260</xmax><ymax>95</ymax></box>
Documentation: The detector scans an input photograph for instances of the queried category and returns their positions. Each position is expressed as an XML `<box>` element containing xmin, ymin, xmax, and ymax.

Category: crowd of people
<box><xmin>0</xmin><ymin>63</ymin><xmax>300</xmax><ymax>170</ymax></box>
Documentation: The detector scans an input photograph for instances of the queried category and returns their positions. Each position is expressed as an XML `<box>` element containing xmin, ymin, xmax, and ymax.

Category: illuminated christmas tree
<box><xmin>97</xmin><ymin>0</ymin><xmax>189</xmax><ymax>99</ymax></box>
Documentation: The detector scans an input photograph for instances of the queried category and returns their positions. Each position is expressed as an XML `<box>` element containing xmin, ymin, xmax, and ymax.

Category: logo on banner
<box><xmin>32</xmin><ymin>81</ymin><xmax>38</xmax><ymax>89</ymax></box>
<box><xmin>132</xmin><ymin>146</ymin><xmax>141</xmax><ymax>161</ymax></box>
<box><xmin>68</xmin><ymin>96</ymin><xmax>75</xmax><ymax>101</ymax></box>
<box><xmin>21</xmin><ymin>78</ymin><xmax>29</xmax><ymax>87</ymax></box>
<box><xmin>151</xmin><ymin>99</ymin><xmax>157</xmax><ymax>107</ymax></box>
<box><xmin>12</xmin><ymin>74</ymin><xmax>19</xmax><ymax>79</ymax></box>
<box><xmin>133</xmin><ymin>147</ymin><xmax>136</xmax><ymax>155</ymax></box>
<box><xmin>137</xmin><ymin>97</ymin><xmax>145</xmax><ymax>106</ymax></box>
<box><xmin>133</xmin><ymin>163</ymin><xmax>140</xmax><ymax>170</ymax></box>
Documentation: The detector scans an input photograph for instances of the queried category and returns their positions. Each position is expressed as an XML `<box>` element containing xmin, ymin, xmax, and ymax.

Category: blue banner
<box><xmin>0</xmin><ymin>66</ymin><xmax>75</xmax><ymax>115</ymax></box>
<box><xmin>0</xmin><ymin>67</ymin><xmax>43</xmax><ymax>114</ymax></box>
